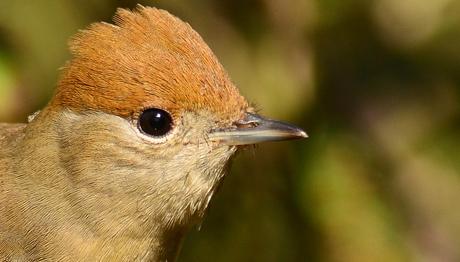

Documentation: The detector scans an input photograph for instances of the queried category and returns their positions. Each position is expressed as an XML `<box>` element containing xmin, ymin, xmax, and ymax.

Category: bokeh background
<box><xmin>1</xmin><ymin>1</ymin><xmax>459</xmax><ymax>261</ymax></box>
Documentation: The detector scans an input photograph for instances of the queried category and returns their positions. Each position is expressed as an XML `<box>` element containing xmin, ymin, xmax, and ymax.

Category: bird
<box><xmin>0</xmin><ymin>5</ymin><xmax>307</xmax><ymax>261</ymax></box>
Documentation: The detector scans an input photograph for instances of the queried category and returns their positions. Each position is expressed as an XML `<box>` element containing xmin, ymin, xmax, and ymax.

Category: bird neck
<box><xmin>13</xmin><ymin>109</ymin><xmax>211</xmax><ymax>261</ymax></box>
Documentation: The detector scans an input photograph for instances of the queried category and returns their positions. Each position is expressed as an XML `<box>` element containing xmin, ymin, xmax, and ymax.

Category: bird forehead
<box><xmin>52</xmin><ymin>6</ymin><xmax>248</xmax><ymax>123</ymax></box>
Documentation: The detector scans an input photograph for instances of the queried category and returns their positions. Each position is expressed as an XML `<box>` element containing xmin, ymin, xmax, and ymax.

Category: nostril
<box><xmin>233</xmin><ymin>113</ymin><xmax>261</xmax><ymax>129</ymax></box>
<box><xmin>234</xmin><ymin>120</ymin><xmax>258</xmax><ymax>129</ymax></box>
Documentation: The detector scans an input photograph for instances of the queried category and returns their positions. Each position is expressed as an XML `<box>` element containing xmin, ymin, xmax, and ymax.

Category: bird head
<box><xmin>38</xmin><ymin>6</ymin><xmax>306</xmax><ymax>229</ymax></box>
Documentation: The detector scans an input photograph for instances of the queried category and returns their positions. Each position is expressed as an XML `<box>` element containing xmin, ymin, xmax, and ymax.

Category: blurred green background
<box><xmin>1</xmin><ymin>0</ymin><xmax>460</xmax><ymax>261</ymax></box>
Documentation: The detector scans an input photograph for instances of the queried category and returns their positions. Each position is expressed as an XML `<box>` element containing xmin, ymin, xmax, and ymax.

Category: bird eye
<box><xmin>138</xmin><ymin>108</ymin><xmax>173</xmax><ymax>137</ymax></box>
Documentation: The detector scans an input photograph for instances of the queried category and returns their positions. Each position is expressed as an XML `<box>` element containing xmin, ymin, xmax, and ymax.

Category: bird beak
<box><xmin>209</xmin><ymin>113</ymin><xmax>308</xmax><ymax>146</ymax></box>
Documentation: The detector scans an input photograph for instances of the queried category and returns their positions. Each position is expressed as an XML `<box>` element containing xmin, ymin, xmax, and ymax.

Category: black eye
<box><xmin>138</xmin><ymin>108</ymin><xmax>173</xmax><ymax>137</ymax></box>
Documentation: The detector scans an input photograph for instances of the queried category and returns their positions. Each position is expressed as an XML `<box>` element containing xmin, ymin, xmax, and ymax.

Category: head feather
<box><xmin>51</xmin><ymin>6</ymin><xmax>248</xmax><ymax>124</ymax></box>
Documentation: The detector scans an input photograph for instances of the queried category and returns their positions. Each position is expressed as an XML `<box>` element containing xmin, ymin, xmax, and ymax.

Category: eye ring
<box><xmin>137</xmin><ymin>108</ymin><xmax>173</xmax><ymax>137</ymax></box>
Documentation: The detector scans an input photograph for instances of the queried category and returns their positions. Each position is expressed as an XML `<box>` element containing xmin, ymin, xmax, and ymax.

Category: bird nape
<box><xmin>0</xmin><ymin>5</ymin><xmax>307</xmax><ymax>261</ymax></box>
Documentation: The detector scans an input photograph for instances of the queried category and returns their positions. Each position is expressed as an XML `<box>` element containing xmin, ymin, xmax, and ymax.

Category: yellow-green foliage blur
<box><xmin>1</xmin><ymin>1</ymin><xmax>459</xmax><ymax>261</ymax></box>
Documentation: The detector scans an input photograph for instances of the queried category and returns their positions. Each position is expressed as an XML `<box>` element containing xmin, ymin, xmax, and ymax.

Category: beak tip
<box><xmin>298</xmin><ymin>130</ymin><xmax>308</xmax><ymax>138</ymax></box>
